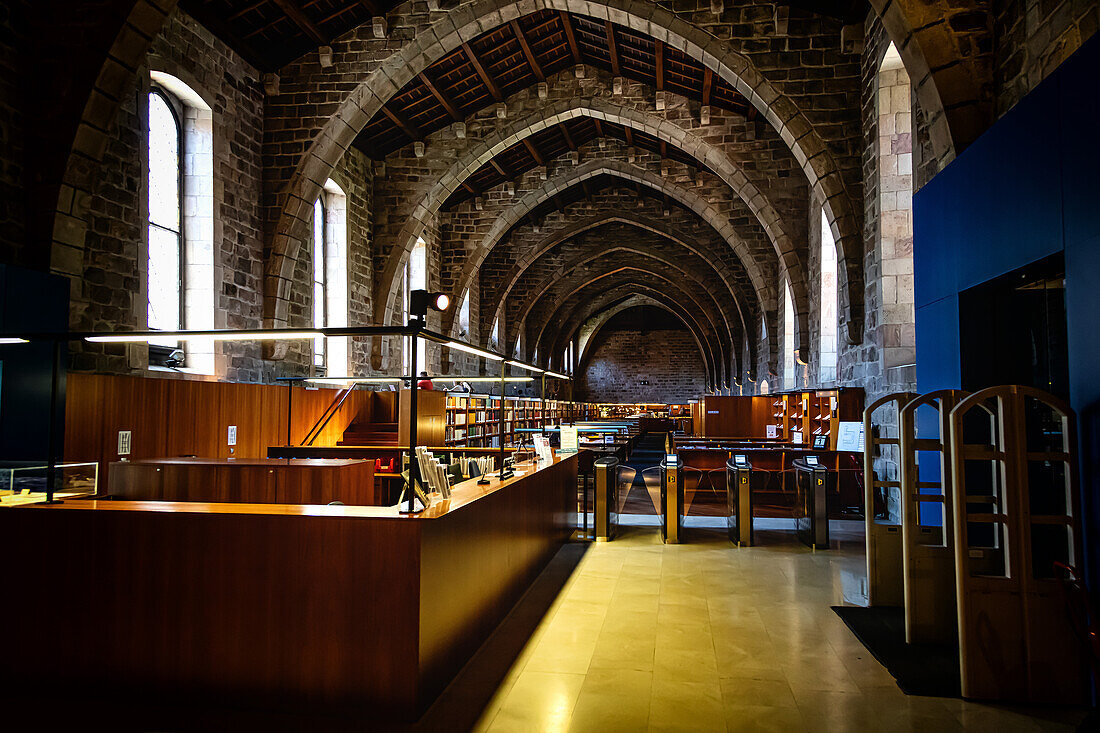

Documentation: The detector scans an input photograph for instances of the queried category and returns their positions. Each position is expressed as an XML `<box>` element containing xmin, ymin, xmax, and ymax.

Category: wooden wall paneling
<box><xmin>164</xmin><ymin>378</ymin><xmax>201</xmax><ymax>458</ymax></box>
<box><xmin>399</xmin><ymin>389</ymin><xmax>446</xmax><ymax>446</ymax></box>
<box><xmin>64</xmin><ymin>372</ymin><xmax>105</xmax><ymax>465</ymax></box>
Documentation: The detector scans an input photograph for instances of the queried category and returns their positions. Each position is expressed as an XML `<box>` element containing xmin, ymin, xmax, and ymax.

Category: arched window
<box><xmin>759</xmin><ymin>378</ymin><xmax>770</xmax><ymax>395</ymax></box>
<box><xmin>311</xmin><ymin>180</ymin><xmax>348</xmax><ymax>377</ymax></box>
<box><xmin>782</xmin><ymin>280</ymin><xmax>795</xmax><ymax>391</ymax></box>
<box><xmin>404</xmin><ymin>237</ymin><xmax>427</xmax><ymax>374</ymax></box>
<box><xmin>456</xmin><ymin>290</ymin><xmax>470</xmax><ymax>338</ymax></box>
<box><xmin>312</xmin><ymin>198</ymin><xmax>327</xmax><ymax>369</ymax></box>
<box><xmin>819</xmin><ymin>208</ymin><xmax>839</xmax><ymax>383</ymax></box>
<box><xmin>147</xmin><ymin>89</ymin><xmax>182</xmax><ymax>341</ymax></box>
<box><xmin>147</xmin><ymin>72</ymin><xmax>214</xmax><ymax>373</ymax></box>
<box><xmin>489</xmin><ymin>316</ymin><xmax>500</xmax><ymax>350</ymax></box>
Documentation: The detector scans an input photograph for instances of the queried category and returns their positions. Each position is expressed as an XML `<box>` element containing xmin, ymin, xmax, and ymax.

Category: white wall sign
<box><xmin>836</xmin><ymin>421</ymin><xmax>865</xmax><ymax>452</ymax></box>
<box><xmin>766</xmin><ymin>425</ymin><xmax>778</xmax><ymax>439</ymax></box>
<box><xmin>560</xmin><ymin>426</ymin><xmax>579</xmax><ymax>453</ymax></box>
<box><xmin>227</xmin><ymin>425</ymin><xmax>237</xmax><ymax>446</ymax></box>
<box><xmin>117</xmin><ymin>430</ymin><xmax>132</xmax><ymax>456</ymax></box>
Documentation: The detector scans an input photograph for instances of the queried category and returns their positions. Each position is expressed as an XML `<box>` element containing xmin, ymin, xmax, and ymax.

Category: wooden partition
<box><xmin>862</xmin><ymin>392</ymin><xmax>916</xmax><ymax>607</ymax></box>
<box><xmin>64</xmin><ymin>373</ymin><xmax>379</xmax><ymax>488</ymax></box>
<box><xmin>949</xmin><ymin>386</ymin><xmax>1088</xmax><ymax>703</ymax></box>
<box><xmin>0</xmin><ymin>454</ymin><xmax>579</xmax><ymax>720</ymax></box>
<box><xmin>899</xmin><ymin>390</ymin><xmax>969</xmax><ymax>644</ymax></box>
<box><xmin>696</xmin><ymin>396</ymin><xmax>771</xmax><ymax>437</ymax></box>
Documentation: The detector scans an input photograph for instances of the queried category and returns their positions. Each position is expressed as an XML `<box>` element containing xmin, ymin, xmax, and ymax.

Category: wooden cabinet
<box><xmin>108</xmin><ymin>458</ymin><xmax>380</xmax><ymax>505</ymax></box>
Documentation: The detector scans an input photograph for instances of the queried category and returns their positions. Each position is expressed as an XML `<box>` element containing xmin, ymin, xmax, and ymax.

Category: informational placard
<box><xmin>227</xmin><ymin>425</ymin><xmax>237</xmax><ymax>446</ymax></box>
<box><xmin>560</xmin><ymin>425</ymin><xmax>579</xmax><ymax>453</ymax></box>
<box><xmin>791</xmin><ymin>430</ymin><xmax>803</xmax><ymax>444</ymax></box>
<box><xmin>766</xmin><ymin>424</ymin><xmax>778</xmax><ymax>439</ymax></box>
<box><xmin>836</xmin><ymin>421</ymin><xmax>865</xmax><ymax>452</ymax></box>
<box><xmin>533</xmin><ymin>434</ymin><xmax>554</xmax><ymax>463</ymax></box>
<box><xmin>117</xmin><ymin>430</ymin><xmax>132</xmax><ymax>456</ymax></box>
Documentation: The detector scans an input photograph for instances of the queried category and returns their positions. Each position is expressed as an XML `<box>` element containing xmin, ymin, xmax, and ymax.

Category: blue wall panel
<box><xmin>912</xmin><ymin>33</ymin><xmax>1100</xmax><ymax>578</ymax></box>
<box><xmin>914</xmin><ymin>297</ymin><xmax>961</xmax><ymax>393</ymax></box>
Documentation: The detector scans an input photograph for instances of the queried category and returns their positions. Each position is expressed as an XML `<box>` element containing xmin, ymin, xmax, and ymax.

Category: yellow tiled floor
<box><xmin>470</xmin><ymin>524</ymin><xmax>1089</xmax><ymax>733</ymax></box>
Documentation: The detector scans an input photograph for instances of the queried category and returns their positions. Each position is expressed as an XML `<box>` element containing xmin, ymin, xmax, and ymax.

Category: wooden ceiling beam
<box><xmin>461</xmin><ymin>181</ymin><xmax>479</xmax><ymax>196</ymax></box>
<box><xmin>419</xmin><ymin>72</ymin><xmax>462</xmax><ymax>122</ymax></box>
<box><xmin>593</xmin><ymin>119</ymin><xmax>605</xmax><ymax>138</ymax></box>
<box><xmin>381</xmin><ymin>104</ymin><xmax>422</xmax><ymax>141</ymax></box>
<box><xmin>229</xmin><ymin>0</ymin><xmax>267</xmax><ymax>22</ymax></box>
<box><xmin>559</xmin><ymin>12</ymin><xmax>583</xmax><ymax>65</ymax></box>
<box><xmin>560</xmin><ymin>123</ymin><xmax>578</xmax><ymax>152</ymax></box>
<box><xmin>271</xmin><ymin>0</ymin><xmax>327</xmax><ymax>45</ymax></box>
<box><xmin>702</xmin><ymin>68</ymin><xmax>713</xmax><ymax>106</ymax></box>
<box><xmin>489</xmin><ymin>158</ymin><xmax>509</xmax><ymax>178</ymax></box>
<box><xmin>605</xmin><ymin>22</ymin><xmax>621</xmax><ymax>76</ymax></box>
<box><xmin>654</xmin><ymin>39</ymin><xmax>664</xmax><ymax>91</ymax></box>
<box><xmin>510</xmin><ymin>19</ymin><xmax>545</xmax><ymax>82</ymax></box>
<box><xmin>523</xmin><ymin>138</ymin><xmax>545</xmax><ymax>167</ymax></box>
<box><xmin>462</xmin><ymin>42</ymin><xmax>503</xmax><ymax>102</ymax></box>
<box><xmin>660</xmin><ymin>140</ymin><xmax>668</xmax><ymax>158</ymax></box>
<box><xmin>357</xmin><ymin>0</ymin><xmax>382</xmax><ymax>16</ymax></box>
<box><xmin>624</xmin><ymin>126</ymin><xmax>634</xmax><ymax>146</ymax></box>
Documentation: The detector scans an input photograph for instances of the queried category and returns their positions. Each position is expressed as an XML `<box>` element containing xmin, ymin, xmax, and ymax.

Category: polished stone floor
<box><xmin>469</xmin><ymin>522</ymin><xmax>1089</xmax><ymax>733</ymax></box>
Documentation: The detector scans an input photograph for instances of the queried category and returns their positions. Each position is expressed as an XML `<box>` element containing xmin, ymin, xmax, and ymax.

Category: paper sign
<box><xmin>836</xmin><ymin>421</ymin><xmax>865</xmax><ymax>452</ymax></box>
<box><xmin>227</xmin><ymin>425</ymin><xmax>237</xmax><ymax>446</ymax></box>
<box><xmin>560</xmin><ymin>426</ymin><xmax>579</xmax><ymax>453</ymax></box>
<box><xmin>791</xmin><ymin>430</ymin><xmax>803</xmax><ymax>444</ymax></box>
<box><xmin>117</xmin><ymin>430</ymin><xmax>132</xmax><ymax>456</ymax></box>
<box><xmin>765</xmin><ymin>425</ymin><xmax>778</xmax><ymax>439</ymax></box>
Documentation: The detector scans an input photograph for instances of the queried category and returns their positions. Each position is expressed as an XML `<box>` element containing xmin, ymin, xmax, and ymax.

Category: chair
<box><xmin>446</xmin><ymin>462</ymin><xmax>463</xmax><ymax>484</ymax></box>
<box><xmin>468</xmin><ymin>461</ymin><xmax>482</xmax><ymax>479</ymax></box>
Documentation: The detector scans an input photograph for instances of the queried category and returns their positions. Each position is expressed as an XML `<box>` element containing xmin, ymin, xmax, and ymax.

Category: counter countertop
<box><xmin>29</xmin><ymin>452</ymin><xmax>581</xmax><ymax>521</ymax></box>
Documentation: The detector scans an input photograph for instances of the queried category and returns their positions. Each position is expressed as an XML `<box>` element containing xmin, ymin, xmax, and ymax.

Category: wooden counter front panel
<box><xmin>417</xmin><ymin>455</ymin><xmax>578</xmax><ymax>711</ymax></box>
<box><xmin>0</xmin><ymin>508</ymin><xmax>420</xmax><ymax>713</ymax></box>
<box><xmin>108</xmin><ymin>460</ymin><xmax>380</xmax><ymax>505</ymax></box>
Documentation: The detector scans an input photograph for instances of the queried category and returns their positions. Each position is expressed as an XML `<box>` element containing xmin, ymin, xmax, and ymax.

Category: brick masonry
<box><xmin>0</xmin><ymin>0</ymin><xmax>1090</xmax><ymax>403</ymax></box>
<box><xmin>577</xmin><ymin>307</ymin><xmax>707</xmax><ymax>404</ymax></box>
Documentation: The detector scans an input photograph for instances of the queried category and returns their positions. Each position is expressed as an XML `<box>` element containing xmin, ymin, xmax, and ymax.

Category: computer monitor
<box><xmin>805</xmin><ymin>455</ymin><xmax>820</xmax><ymax>466</ymax></box>
<box><xmin>665</xmin><ymin>454</ymin><xmax>678</xmax><ymax>465</ymax></box>
<box><xmin>734</xmin><ymin>454</ymin><xmax>747</xmax><ymax>466</ymax></box>
<box><xmin>813</xmin><ymin>434</ymin><xmax>828</xmax><ymax>450</ymax></box>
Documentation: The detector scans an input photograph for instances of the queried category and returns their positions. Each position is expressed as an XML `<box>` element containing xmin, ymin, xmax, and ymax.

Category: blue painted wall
<box><xmin>913</xmin><ymin>33</ymin><xmax>1100</xmax><ymax>577</ymax></box>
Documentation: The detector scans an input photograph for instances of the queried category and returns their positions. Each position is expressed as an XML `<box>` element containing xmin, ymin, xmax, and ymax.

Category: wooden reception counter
<box><xmin>0</xmin><ymin>452</ymin><xmax>580</xmax><ymax>721</ymax></box>
<box><xmin>108</xmin><ymin>457</ymin><xmax>379</xmax><ymax>505</ymax></box>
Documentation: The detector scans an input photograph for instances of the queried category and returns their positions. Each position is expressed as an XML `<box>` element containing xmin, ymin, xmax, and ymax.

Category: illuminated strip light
<box><xmin>505</xmin><ymin>360</ymin><xmax>544</xmax><ymax>373</ymax></box>
<box><xmin>439</xmin><ymin>376</ymin><xmax>533</xmax><ymax>383</ymax></box>
<box><xmin>86</xmin><ymin>330</ymin><xmax>322</xmax><ymax>343</ymax></box>
<box><xmin>306</xmin><ymin>377</ymin><xmax>404</xmax><ymax>384</ymax></box>
<box><xmin>436</xmin><ymin>339</ymin><xmax>503</xmax><ymax>361</ymax></box>
<box><xmin>544</xmin><ymin>370</ymin><xmax>570</xmax><ymax>379</ymax></box>
<box><xmin>0</xmin><ymin>338</ymin><xmax>29</xmax><ymax>344</ymax></box>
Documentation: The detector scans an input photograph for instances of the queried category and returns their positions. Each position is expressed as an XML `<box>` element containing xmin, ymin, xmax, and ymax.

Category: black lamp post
<box><xmin>405</xmin><ymin>290</ymin><xmax>450</xmax><ymax>514</ymax></box>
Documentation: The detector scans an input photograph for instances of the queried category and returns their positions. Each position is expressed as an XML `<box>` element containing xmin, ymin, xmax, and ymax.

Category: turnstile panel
<box><xmin>793</xmin><ymin>459</ymin><xmax>829</xmax><ymax>548</ymax></box>
<box><xmin>726</xmin><ymin>460</ymin><xmax>753</xmax><ymax>546</ymax></box>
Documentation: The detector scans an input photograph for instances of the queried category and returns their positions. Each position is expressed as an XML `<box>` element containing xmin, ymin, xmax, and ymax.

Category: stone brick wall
<box><xmin>261</xmin><ymin>0</ymin><xmax>866</xmax><ymax>346</ymax></box>
<box><xmin>67</xmin><ymin>8</ymin><xmax>267</xmax><ymax>379</ymax></box>
<box><xmin>994</xmin><ymin>0</ymin><xmax>1098</xmax><ymax>116</ymax></box>
<box><xmin>578</xmin><ymin>325</ymin><xmax>706</xmax><ymax>404</ymax></box>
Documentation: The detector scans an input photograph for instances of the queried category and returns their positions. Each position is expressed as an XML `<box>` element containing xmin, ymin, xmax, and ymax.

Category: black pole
<box><xmin>45</xmin><ymin>339</ymin><xmax>62</xmax><ymax>504</ymax></box>
<box><xmin>540</xmin><ymin>374</ymin><xmax>545</xmax><ymax>432</ymax></box>
<box><xmin>406</xmin><ymin>324</ymin><xmax>420</xmax><ymax>513</ymax></box>
<box><xmin>498</xmin><ymin>366</ymin><xmax>506</xmax><ymax>478</ymax></box>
